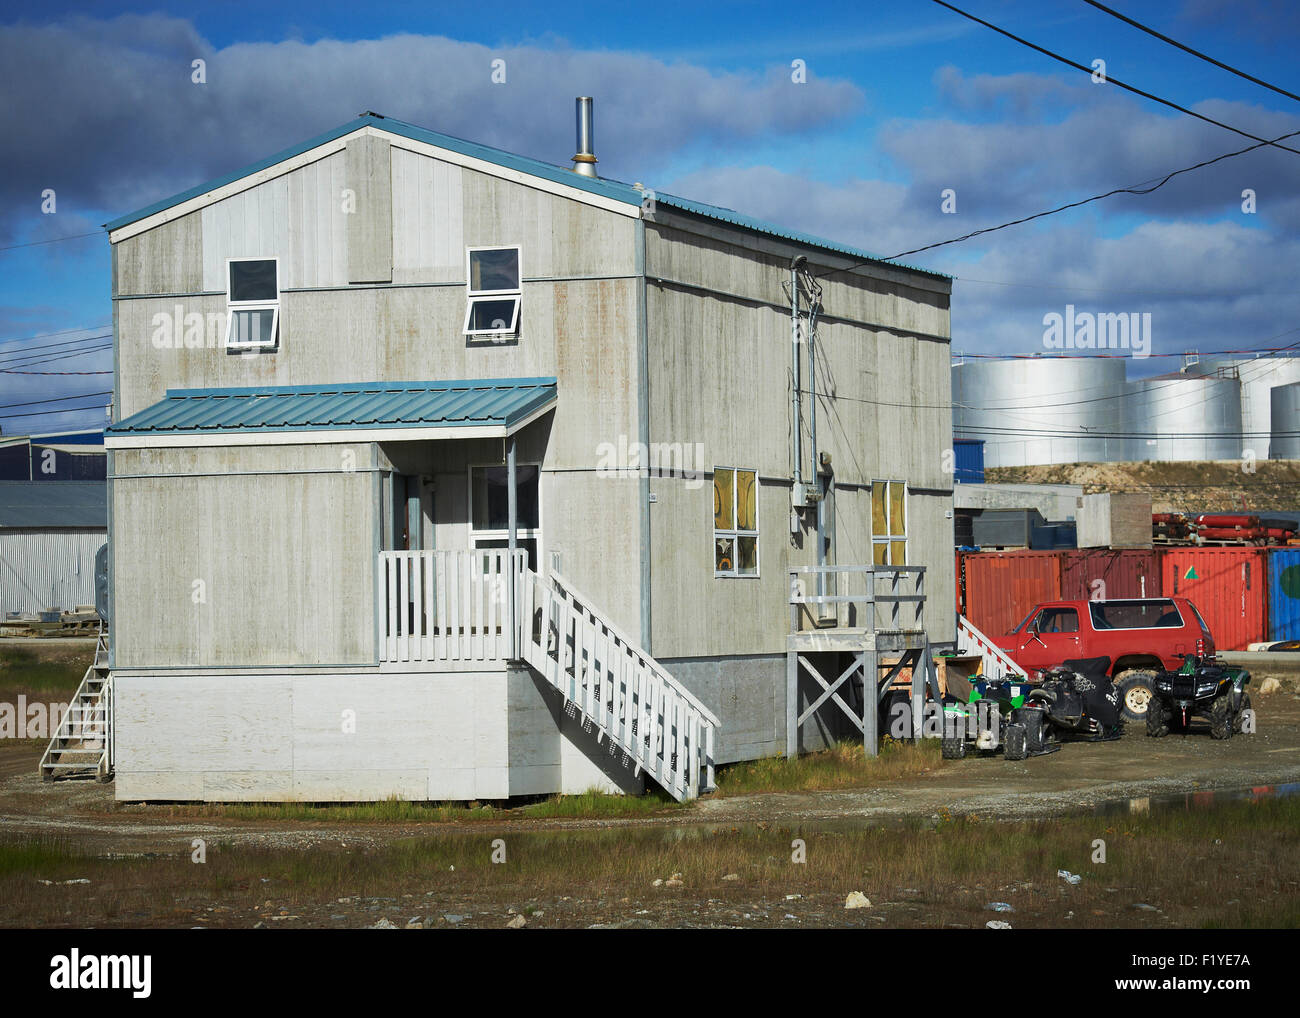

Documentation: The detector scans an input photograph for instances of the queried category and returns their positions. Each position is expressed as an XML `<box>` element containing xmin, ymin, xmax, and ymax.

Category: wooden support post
<box><xmin>786</xmin><ymin>650</ymin><xmax>798</xmax><ymax>757</ymax></box>
<box><xmin>507</xmin><ymin>436</ymin><xmax>518</xmax><ymax>660</ymax></box>
<box><xmin>862</xmin><ymin>648</ymin><xmax>879</xmax><ymax>757</ymax></box>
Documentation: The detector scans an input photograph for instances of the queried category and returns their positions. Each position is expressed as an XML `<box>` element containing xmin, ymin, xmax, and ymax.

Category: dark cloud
<box><xmin>0</xmin><ymin>14</ymin><xmax>864</xmax><ymax>241</ymax></box>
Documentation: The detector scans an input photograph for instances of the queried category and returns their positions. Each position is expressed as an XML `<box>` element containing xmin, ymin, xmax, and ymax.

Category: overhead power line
<box><xmin>0</xmin><ymin>390</ymin><xmax>111</xmax><ymax>411</ymax></box>
<box><xmin>1081</xmin><ymin>1</ymin><xmax>1300</xmax><ymax>105</ymax></box>
<box><xmin>930</xmin><ymin>0</ymin><xmax>1300</xmax><ymax>156</ymax></box>
<box><xmin>802</xmin><ymin>1</ymin><xmax>1300</xmax><ymax>277</ymax></box>
<box><xmin>0</xmin><ymin>403</ymin><xmax>108</xmax><ymax>420</ymax></box>
<box><xmin>0</xmin><ymin>230</ymin><xmax>101</xmax><ymax>253</ymax></box>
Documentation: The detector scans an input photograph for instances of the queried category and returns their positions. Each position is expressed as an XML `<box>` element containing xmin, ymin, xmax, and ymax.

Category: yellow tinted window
<box><xmin>891</xmin><ymin>540</ymin><xmax>907</xmax><ymax>565</ymax></box>
<box><xmin>736</xmin><ymin>470</ymin><xmax>757</xmax><ymax>531</ymax></box>
<box><xmin>889</xmin><ymin>482</ymin><xmax>905</xmax><ymax>536</ymax></box>
<box><xmin>714</xmin><ymin>468</ymin><xmax>734</xmax><ymax>530</ymax></box>
<box><xmin>873</xmin><ymin>542</ymin><xmax>889</xmax><ymax>565</ymax></box>
<box><xmin>872</xmin><ymin>481</ymin><xmax>886</xmax><ymax>536</ymax></box>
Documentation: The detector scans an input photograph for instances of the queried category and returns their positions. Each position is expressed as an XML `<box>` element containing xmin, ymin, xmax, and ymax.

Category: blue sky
<box><xmin>3</xmin><ymin>0</ymin><xmax>1299</xmax><ymax>432</ymax></box>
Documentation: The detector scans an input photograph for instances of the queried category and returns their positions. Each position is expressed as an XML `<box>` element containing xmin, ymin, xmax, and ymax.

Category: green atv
<box><xmin>1147</xmin><ymin>655</ymin><xmax>1252</xmax><ymax>740</ymax></box>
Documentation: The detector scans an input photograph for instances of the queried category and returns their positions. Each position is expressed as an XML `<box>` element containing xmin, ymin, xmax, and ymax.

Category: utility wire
<box><xmin>930</xmin><ymin>0</ymin><xmax>1300</xmax><ymax>155</ymax></box>
<box><xmin>816</xmin><ymin>3</ymin><xmax>1300</xmax><ymax>279</ymax></box>
<box><xmin>1081</xmin><ymin>0</ymin><xmax>1300</xmax><ymax>105</ymax></box>
<box><xmin>0</xmin><ymin>230</ymin><xmax>101</xmax><ymax>253</ymax></box>
<box><xmin>0</xmin><ymin>390</ymin><xmax>111</xmax><ymax>411</ymax></box>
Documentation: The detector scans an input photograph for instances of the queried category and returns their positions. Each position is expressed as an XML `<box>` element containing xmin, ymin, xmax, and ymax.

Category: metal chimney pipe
<box><xmin>572</xmin><ymin>96</ymin><xmax>598</xmax><ymax>177</ymax></box>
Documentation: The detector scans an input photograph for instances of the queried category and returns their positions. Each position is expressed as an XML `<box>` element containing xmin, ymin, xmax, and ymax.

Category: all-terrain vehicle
<box><xmin>942</xmin><ymin>656</ymin><xmax>1124</xmax><ymax>761</ymax></box>
<box><xmin>1146</xmin><ymin>655</ymin><xmax>1252</xmax><ymax>740</ymax></box>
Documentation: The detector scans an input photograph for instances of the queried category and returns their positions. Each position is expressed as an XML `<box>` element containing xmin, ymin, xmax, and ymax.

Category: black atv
<box><xmin>1147</xmin><ymin>655</ymin><xmax>1252</xmax><ymax>740</ymax></box>
<box><xmin>941</xmin><ymin>656</ymin><xmax>1123</xmax><ymax>761</ymax></box>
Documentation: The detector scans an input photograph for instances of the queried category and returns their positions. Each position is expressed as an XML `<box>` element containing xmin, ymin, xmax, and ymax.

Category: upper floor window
<box><xmin>714</xmin><ymin>467</ymin><xmax>758</xmax><ymax>577</ymax></box>
<box><xmin>871</xmin><ymin>480</ymin><xmax>907</xmax><ymax>565</ymax></box>
<box><xmin>464</xmin><ymin>246</ymin><xmax>521</xmax><ymax>337</ymax></box>
<box><xmin>224</xmin><ymin>257</ymin><xmax>280</xmax><ymax>349</ymax></box>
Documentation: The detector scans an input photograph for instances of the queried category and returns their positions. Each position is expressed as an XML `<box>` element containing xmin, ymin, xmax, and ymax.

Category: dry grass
<box><xmin>713</xmin><ymin>737</ymin><xmax>943</xmax><ymax>796</ymax></box>
<box><xmin>0</xmin><ymin>645</ymin><xmax>89</xmax><ymax>696</ymax></box>
<box><xmin>1</xmin><ymin>796</ymin><xmax>1296</xmax><ymax>928</ymax></box>
<box><xmin>135</xmin><ymin>788</ymin><xmax>684</xmax><ymax>825</ymax></box>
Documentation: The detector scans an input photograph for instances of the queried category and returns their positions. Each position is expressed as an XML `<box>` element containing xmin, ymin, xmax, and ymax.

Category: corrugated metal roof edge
<box><xmin>105</xmin><ymin>114</ymin><xmax>949</xmax><ymax>281</ymax></box>
<box><xmin>651</xmin><ymin>193</ymin><xmax>951</xmax><ymax>281</ymax></box>
<box><xmin>105</xmin><ymin>377</ymin><xmax>558</xmax><ymax>435</ymax></box>
<box><xmin>155</xmin><ymin>376</ymin><xmax>558</xmax><ymax>399</ymax></box>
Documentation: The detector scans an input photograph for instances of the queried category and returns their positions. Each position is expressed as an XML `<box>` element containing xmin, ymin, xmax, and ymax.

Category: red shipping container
<box><xmin>960</xmin><ymin>550</ymin><xmax>1063</xmax><ymax>637</ymax></box>
<box><xmin>1059</xmin><ymin>549</ymin><xmax>1159</xmax><ymax>601</ymax></box>
<box><xmin>1159</xmin><ymin>547</ymin><xmax>1267</xmax><ymax>651</ymax></box>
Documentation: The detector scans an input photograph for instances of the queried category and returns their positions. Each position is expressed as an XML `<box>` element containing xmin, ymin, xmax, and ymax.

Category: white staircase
<box><xmin>956</xmin><ymin>614</ymin><xmax>1027</xmax><ymax>683</ymax></box>
<box><xmin>40</xmin><ymin>632</ymin><xmax>113</xmax><ymax>781</ymax></box>
<box><xmin>517</xmin><ymin>568</ymin><xmax>718</xmax><ymax>802</ymax></box>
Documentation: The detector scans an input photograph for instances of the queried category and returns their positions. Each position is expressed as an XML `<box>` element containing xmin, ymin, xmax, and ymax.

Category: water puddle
<box><xmin>1091</xmin><ymin>781</ymin><xmax>1300</xmax><ymax>818</ymax></box>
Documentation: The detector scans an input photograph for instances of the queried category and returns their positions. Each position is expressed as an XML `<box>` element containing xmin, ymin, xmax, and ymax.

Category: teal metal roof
<box><xmin>106</xmin><ymin>378</ymin><xmax>557</xmax><ymax>437</ymax></box>
<box><xmin>105</xmin><ymin>113</ymin><xmax>948</xmax><ymax>280</ymax></box>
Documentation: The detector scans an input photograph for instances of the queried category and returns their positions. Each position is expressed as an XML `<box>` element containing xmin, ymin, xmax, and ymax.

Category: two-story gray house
<box><xmin>70</xmin><ymin>102</ymin><xmax>954</xmax><ymax>802</ymax></box>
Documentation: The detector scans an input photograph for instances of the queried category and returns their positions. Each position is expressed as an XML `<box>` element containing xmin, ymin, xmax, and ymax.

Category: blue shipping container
<box><xmin>1268</xmin><ymin>548</ymin><xmax>1300</xmax><ymax>641</ymax></box>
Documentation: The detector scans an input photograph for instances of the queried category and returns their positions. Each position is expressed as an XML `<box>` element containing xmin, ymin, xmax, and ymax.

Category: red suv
<box><xmin>995</xmin><ymin>597</ymin><xmax>1215</xmax><ymax>721</ymax></box>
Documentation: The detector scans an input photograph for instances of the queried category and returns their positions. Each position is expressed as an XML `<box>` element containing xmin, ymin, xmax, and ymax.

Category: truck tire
<box><xmin>1234</xmin><ymin>693</ymin><xmax>1253</xmax><ymax>734</ymax></box>
<box><xmin>1146</xmin><ymin>698</ymin><xmax>1170</xmax><ymax>738</ymax></box>
<box><xmin>1208</xmin><ymin>695</ymin><xmax>1233</xmax><ymax>740</ymax></box>
<box><xmin>1004</xmin><ymin>723</ymin><xmax>1028</xmax><ymax>761</ymax></box>
<box><xmin>941</xmin><ymin>733</ymin><xmax>967</xmax><ymax>760</ymax></box>
<box><xmin>1116</xmin><ymin>671</ymin><xmax>1157</xmax><ymax>723</ymax></box>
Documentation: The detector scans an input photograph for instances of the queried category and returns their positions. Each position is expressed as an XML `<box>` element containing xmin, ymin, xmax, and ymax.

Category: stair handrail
<box><xmin>546</xmin><ymin>568</ymin><xmax>720</xmax><ymax>726</ymax></box>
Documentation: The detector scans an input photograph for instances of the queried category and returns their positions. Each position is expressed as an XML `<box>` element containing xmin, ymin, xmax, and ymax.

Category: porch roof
<box><xmin>104</xmin><ymin>378</ymin><xmax>557</xmax><ymax>448</ymax></box>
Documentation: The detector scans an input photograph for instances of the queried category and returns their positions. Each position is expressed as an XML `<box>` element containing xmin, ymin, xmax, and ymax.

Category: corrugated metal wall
<box><xmin>1268</xmin><ymin>548</ymin><xmax>1300</xmax><ymax>641</ymax></box>
<box><xmin>960</xmin><ymin>550</ymin><xmax>1062</xmax><ymax>637</ymax></box>
<box><xmin>1059</xmin><ymin>549</ymin><xmax>1157</xmax><ymax>601</ymax></box>
<box><xmin>1160</xmin><ymin>547</ymin><xmax>1267</xmax><ymax>652</ymax></box>
<box><xmin>958</xmin><ymin>547</ymin><xmax>1270</xmax><ymax>649</ymax></box>
<box><xmin>0</xmin><ymin>529</ymin><xmax>105</xmax><ymax>615</ymax></box>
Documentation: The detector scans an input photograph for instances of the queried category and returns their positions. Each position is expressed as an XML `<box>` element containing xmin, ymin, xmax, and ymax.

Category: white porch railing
<box><xmin>380</xmin><ymin>549</ymin><xmax>527</xmax><ymax>663</ymax></box>
<box><xmin>377</xmin><ymin>548</ymin><xmax>719</xmax><ymax>799</ymax></box>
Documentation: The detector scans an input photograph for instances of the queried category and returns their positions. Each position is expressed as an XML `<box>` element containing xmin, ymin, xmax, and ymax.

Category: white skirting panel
<box><xmin>113</xmin><ymin>666</ymin><xmax>640</xmax><ymax>802</ymax></box>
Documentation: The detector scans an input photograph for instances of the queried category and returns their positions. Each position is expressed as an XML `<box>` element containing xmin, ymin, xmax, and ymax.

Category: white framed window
<box><xmin>463</xmin><ymin>245</ymin><xmax>522</xmax><ymax>337</ymax></box>
<box><xmin>714</xmin><ymin>466</ymin><xmax>758</xmax><ymax>577</ymax></box>
<box><xmin>468</xmin><ymin>462</ymin><xmax>541</xmax><ymax>570</ymax></box>
<box><xmin>871</xmin><ymin>479</ymin><xmax>907</xmax><ymax>566</ymax></box>
<box><xmin>224</xmin><ymin>257</ymin><xmax>280</xmax><ymax>349</ymax></box>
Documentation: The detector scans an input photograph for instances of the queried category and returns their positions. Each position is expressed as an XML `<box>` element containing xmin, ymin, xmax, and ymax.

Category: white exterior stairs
<box><xmin>40</xmin><ymin>632</ymin><xmax>113</xmax><ymax>782</ymax></box>
<box><xmin>517</xmin><ymin>568</ymin><xmax>718</xmax><ymax>802</ymax></box>
<box><xmin>378</xmin><ymin>549</ymin><xmax>719</xmax><ymax>802</ymax></box>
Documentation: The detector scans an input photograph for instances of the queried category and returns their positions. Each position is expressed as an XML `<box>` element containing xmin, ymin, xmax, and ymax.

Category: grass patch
<box><xmin>713</xmin><ymin>737</ymin><xmax>943</xmax><ymax>796</ymax></box>
<box><xmin>0</xmin><ymin>645</ymin><xmax>89</xmax><ymax>695</ymax></box>
<box><xmin>141</xmin><ymin>788</ymin><xmax>685</xmax><ymax>825</ymax></box>
<box><xmin>516</xmin><ymin>787</ymin><xmax>683</xmax><ymax>820</ymax></box>
<box><xmin>3</xmin><ymin>797</ymin><xmax>1297</xmax><ymax>928</ymax></box>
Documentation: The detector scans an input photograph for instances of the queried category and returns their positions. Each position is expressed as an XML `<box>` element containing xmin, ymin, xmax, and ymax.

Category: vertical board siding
<box><xmin>201</xmin><ymin>151</ymin><xmax>350</xmax><ymax>291</ymax></box>
<box><xmin>0</xmin><ymin>530</ymin><xmax>105</xmax><ymax>616</ymax></box>
<box><xmin>391</xmin><ymin>147</ymin><xmax>464</xmax><ymax>283</ymax></box>
<box><xmin>345</xmin><ymin>134</ymin><xmax>393</xmax><ymax>283</ymax></box>
<box><xmin>1159</xmin><ymin>547</ymin><xmax>1267</xmax><ymax>651</ymax></box>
